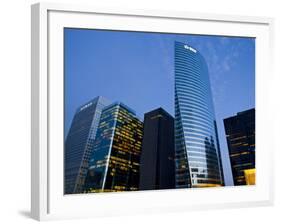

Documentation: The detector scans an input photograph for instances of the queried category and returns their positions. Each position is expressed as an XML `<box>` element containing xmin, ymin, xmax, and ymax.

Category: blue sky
<box><xmin>64</xmin><ymin>28</ymin><xmax>255</xmax><ymax>186</ymax></box>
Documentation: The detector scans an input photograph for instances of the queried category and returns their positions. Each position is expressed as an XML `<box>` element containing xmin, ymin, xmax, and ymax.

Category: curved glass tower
<box><xmin>175</xmin><ymin>41</ymin><xmax>224</xmax><ymax>188</ymax></box>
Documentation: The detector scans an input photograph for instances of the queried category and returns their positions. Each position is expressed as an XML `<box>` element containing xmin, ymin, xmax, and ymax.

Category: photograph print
<box><xmin>64</xmin><ymin>28</ymin><xmax>255</xmax><ymax>194</ymax></box>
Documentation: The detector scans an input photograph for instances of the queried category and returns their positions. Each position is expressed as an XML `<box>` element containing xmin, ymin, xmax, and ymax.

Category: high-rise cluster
<box><xmin>64</xmin><ymin>41</ymin><xmax>255</xmax><ymax>194</ymax></box>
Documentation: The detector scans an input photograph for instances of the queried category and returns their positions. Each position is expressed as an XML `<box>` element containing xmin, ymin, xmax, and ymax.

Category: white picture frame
<box><xmin>31</xmin><ymin>2</ymin><xmax>274</xmax><ymax>221</ymax></box>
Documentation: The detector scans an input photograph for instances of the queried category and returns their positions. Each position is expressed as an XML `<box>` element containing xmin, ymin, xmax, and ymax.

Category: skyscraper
<box><xmin>64</xmin><ymin>96</ymin><xmax>111</xmax><ymax>194</ymax></box>
<box><xmin>84</xmin><ymin>102</ymin><xmax>143</xmax><ymax>192</ymax></box>
<box><xmin>224</xmin><ymin>108</ymin><xmax>255</xmax><ymax>185</ymax></box>
<box><xmin>139</xmin><ymin>108</ymin><xmax>175</xmax><ymax>190</ymax></box>
<box><xmin>174</xmin><ymin>41</ymin><xmax>224</xmax><ymax>188</ymax></box>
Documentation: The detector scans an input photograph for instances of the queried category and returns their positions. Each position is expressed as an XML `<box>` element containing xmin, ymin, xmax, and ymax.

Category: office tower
<box><xmin>224</xmin><ymin>108</ymin><xmax>255</xmax><ymax>185</ymax></box>
<box><xmin>174</xmin><ymin>41</ymin><xmax>224</xmax><ymax>188</ymax></box>
<box><xmin>84</xmin><ymin>102</ymin><xmax>143</xmax><ymax>192</ymax></box>
<box><xmin>139</xmin><ymin>108</ymin><xmax>175</xmax><ymax>190</ymax></box>
<box><xmin>64</xmin><ymin>96</ymin><xmax>111</xmax><ymax>194</ymax></box>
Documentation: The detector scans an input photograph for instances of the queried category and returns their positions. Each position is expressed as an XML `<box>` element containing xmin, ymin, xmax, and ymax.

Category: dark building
<box><xmin>64</xmin><ymin>96</ymin><xmax>111</xmax><ymax>194</ymax></box>
<box><xmin>139</xmin><ymin>108</ymin><xmax>175</xmax><ymax>190</ymax></box>
<box><xmin>84</xmin><ymin>102</ymin><xmax>143</xmax><ymax>192</ymax></box>
<box><xmin>224</xmin><ymin>108</ymin><xmax>255</xmax><ymax>186</ymax></box>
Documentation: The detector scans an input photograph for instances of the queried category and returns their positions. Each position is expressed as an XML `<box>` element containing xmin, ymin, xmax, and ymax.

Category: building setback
<box><xmin>84</xmin><ymin>102</ymin><xmax>143</xmax><ymax>192</ymax></box>
<box><xmin>174</xmin><ymin>41</ymin><xmax>224</xmax><ymax>188</ymax></box>
<box><xmin>139</xmin><ymin>108</ymin><xmax>175</xmax><ymax>190</ymax></box>
<box><xmin>64</xmin><ymin>96</ymin><xmax>111</xmax><ymax>194</ymax></box>
<box><xmin>224</xmin><ymin>108</ymin><xmax>255</xmax><ymax>185</ymax></box>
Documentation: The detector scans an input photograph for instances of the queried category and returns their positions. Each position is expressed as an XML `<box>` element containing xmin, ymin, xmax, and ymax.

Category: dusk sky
<box><xmin>64</xmin><ymin>28</ymin><xmax>255</xmax><ymax>186</ymax></box>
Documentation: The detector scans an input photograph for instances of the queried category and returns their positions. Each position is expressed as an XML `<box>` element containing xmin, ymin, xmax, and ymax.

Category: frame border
<box><xmin>31</xmin><ymin>2</ymin><xmax>274</xmax><ymax>221</ymax></box>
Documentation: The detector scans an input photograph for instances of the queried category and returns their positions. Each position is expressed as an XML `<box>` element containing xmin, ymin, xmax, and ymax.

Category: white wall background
<box><xmin>0</xmin><ymin>0</ymin><xmax>280</xmax><ymax>223</ymax></box>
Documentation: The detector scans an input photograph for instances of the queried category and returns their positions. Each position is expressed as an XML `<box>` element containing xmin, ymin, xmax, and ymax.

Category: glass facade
<box><xmin>84</xmin><ymin>102</ymin><xmax>143</xmax><ymax>192</ymax></box>
<box><xmin>224</xmin><ymin>108</ymin><xmax>255</xmax><ymax>185</ymax></box>
<box><xmin>174</xmin><ymin>41</ymin><xmax>224</xmax><ymax>188</ymax></box>
<box><xmin>64</xmin><ymin>96</ymin><xmax>111</xmax><ymax>194</ymax></box>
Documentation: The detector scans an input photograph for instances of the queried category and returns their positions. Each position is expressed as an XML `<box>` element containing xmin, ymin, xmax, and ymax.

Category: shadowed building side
<box><xmin>139</xmin><ymin>108</ymin><xmax>175</xmax><ymax>190</ymax></box>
